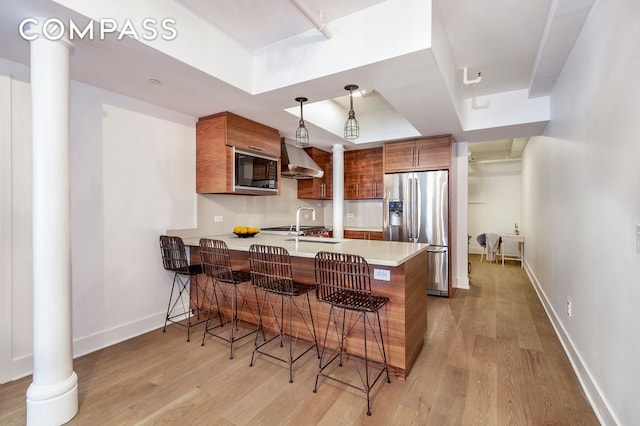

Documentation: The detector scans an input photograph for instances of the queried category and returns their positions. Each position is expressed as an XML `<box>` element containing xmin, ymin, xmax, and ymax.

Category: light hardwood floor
<box><xmin>0</xmin><ymin>255</ymin><xmax>598</xmax><ymax>425</ymax></box>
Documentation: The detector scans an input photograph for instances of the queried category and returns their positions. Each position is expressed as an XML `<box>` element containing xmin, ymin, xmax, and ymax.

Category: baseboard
<box><xmin>524</xmin><ymin>262</ymin><xmax>618</xmax><ymax>426</ymax></box>
<box><xmin>72</xmin><ymin>311</ymin><xmax>168</xmax><ymax>359</ymax></box>
<box><xmin>7</xmin><ymin>353</ymin><xmax>34</xmax><ymax>382</ymax></box>
<box><xmin>454</xmin><ymin>275</ymin><xmax>470</xmax><ymax>289</ymax></box>
<box><xmin>6</xmin><ymin>311</ymin><xmax>169</xmax><ymax>382</ymax></box>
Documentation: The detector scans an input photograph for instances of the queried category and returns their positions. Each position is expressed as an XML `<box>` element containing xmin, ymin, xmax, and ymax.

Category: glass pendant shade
<box><xmin>344</xmin><ymin>85</ymin><xmax>359</xmax><ymax>140</ymax></box>
<box><xmin>295</xmin><ymin>97</ymin><xmax>309</xmax><ymax>147</ymax></box>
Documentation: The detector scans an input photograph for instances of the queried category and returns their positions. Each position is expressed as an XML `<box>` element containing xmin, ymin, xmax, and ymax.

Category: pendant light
<box><xmin>295</xmin><ymin>97</ymin><xmax>309</xmax><ymax>147</ymax></box>
<box><xmin>344</xmin><ymin>84</ymin><xmax>359</xmax><ymax>140</ymax></box>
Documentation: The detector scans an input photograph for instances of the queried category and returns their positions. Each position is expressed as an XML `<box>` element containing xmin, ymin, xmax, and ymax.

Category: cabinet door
<box><xmin>344</xmin><ymin>148</ymin><xmax>382</xmax><ymax>199</ymax></box>
<box><xmin>415</xmin><ymin>136</ymin><xmax>451</xmax><ymax>170</ymax></box>
<box><xmin>344</xmin><ymin>230</ymin><xmax>384</xmax><ymax>240</ymax></box>
<box><xmin>344</xmin><ymin>230</ymin><xmax>365</xmax><ymax>239</ymax></box>
<box><xmin>298</xmin><ymin>148</ymin><xmax>332</xmax><ymax>199</ymax></box>
<box><xmin>383</xmin><ymin>140</ymin><xmax>416</xmax><ymax>173</ymax></box>
<box><xmin>224</xmin><ymin>112</ymin><xmax>280</xmax><ymax>157</ymax></box>
<box><xmin>357</xmin><ymin>148</ymin><xmax>382</xmax><ymax>199</ymax></box>
<box><xmin>344</xmin><ymin>150</ymin><xmax>359</xmax><ymax>199</ymax></box>
<box><xmin>196</xmin><ymin>116</ymin><xmax>232</xmax><ymax>193</ymax></box>
<box><xmin>369</xmin><ymin>231</ymin><xmax>384</xmax><ymax>241</ymax></box>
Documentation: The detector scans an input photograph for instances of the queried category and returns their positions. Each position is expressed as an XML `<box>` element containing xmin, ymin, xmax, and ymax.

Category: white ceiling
<box><xmin>0</xmin><ymin>0</ymin><xmax>595</xmax><ymax>154</ymax></box>
<box><xmin>176</xmin><ymin>0</ymin><xmax>390</xmax><ymax>50</ymax></box>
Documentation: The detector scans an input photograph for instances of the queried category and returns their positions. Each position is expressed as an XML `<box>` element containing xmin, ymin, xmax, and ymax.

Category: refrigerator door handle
<box><xmin>414</xmin><ymin>176</ymin><xmax>420</xmax><ymax>240</ymax></box>
<box><xmin>407</xmin><ymin>176</ymin><xmax>413</xmax><ymax>240</ymax></box>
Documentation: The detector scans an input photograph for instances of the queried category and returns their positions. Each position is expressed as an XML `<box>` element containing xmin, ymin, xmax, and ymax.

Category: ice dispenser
<box><xmin>389</xmin><ymin>200</ymin><xmax>403</xmax><ymax>227</ymax></box>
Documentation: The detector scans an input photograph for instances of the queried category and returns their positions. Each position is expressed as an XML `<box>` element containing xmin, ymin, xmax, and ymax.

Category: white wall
<box><xmin>468</xmin><ymin>161</ymin><xmax>522</xmax><ymax>255</ymax></box>
<box><xmin>521</xmin><ymin>0</ymin><xmax>640</xmax><ymax>424</ymax></box>
<box><xmin>0</xmin><ymin>59</ymin><xmax>198</xmax><ymax>381</ymax></box>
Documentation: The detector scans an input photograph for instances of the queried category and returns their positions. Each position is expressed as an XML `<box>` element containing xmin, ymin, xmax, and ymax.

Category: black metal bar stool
<box><xmin>313</xmin><ymin>251</ymin><xmax>391</xmax><ymax>416</ymax></box>
<box><xmin>199</xmin><ymin>238</ymin><xmax>259</xmax><ymax>359</ymax></box>
<box><xmin>248</xmin><ymin>244</ymin><xmax>319</xmax><ymax>383</ymax></box>
<box><xmin>159</xmin><ymin>235</ymin><xmax>207</xmax><ymax>342</ymax></box>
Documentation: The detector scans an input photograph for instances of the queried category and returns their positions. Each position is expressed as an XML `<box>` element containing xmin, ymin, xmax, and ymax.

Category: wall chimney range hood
<box><xmin>280</xmin><ymin>138</ymin><xmax>324</xmax><ymax>179</ymax></box>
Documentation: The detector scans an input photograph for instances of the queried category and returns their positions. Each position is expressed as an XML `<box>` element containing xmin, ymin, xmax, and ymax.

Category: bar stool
<box><xmin>313</xmin><ymin>251</ymin><xmax>391</xmax><ymax>416</ymax></box>
<box><xmin>159</xmin><ymin>235</ymin><xmax>207</xmax><ymax>342</ymax></box>
<box><xmin>199</xmin><ymin>238</ymin><xmax>258</xmax><ymax>359</ymax></box>
<box><xmin>248</xmin><ymin>244</ymin><xmax>319</xmax><ymax>383</ymax></box>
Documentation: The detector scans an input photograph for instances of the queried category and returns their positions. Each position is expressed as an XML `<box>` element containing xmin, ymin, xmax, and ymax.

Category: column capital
<box><xmin>331</xmin><ymin>143</ymin><xmax>345</xmax><ymax>152</ymax></box>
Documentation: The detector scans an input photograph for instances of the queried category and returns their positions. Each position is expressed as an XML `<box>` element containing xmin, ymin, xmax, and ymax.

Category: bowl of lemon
<box><xmin>233</xmin><ymin>226</ymin><xmax>260</xmax><ymax>238</ymax></box>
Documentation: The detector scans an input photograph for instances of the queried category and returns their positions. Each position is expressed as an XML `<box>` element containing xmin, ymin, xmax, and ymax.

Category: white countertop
<box><xmin>169</xmin><ymin>231</ymin><xmax>428</xmax><ymax>267</ymax></box>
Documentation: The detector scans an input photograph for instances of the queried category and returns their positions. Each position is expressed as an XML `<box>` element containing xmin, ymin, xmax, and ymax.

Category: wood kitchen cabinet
<box><xmin>344</xmin><ymin>230</ymin><xmax>384</xmax><ymax>240</ymax></box>
<box><xmin>345</xmin><ymin>147</ymin><xmax>383</xmax><ymax>199</ymax></box>
<box><xmin>196</xmin><ymin>112</ymin><xmax>280</xmax><ymax>194</ymax></box>
<box><xmin>383</xmin><ymin>135</ymin><xmax>452</xmax><ymax>173</ymax></box>
<box><xmin>297</xmin><ymin>147</ymin><xmax>332</xmax><ymax>200</ymax></box>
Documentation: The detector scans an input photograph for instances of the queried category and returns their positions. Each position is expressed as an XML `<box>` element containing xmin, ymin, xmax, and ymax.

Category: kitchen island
<box><xmin>169</xmin><ymin>231</ymin><xmax>429</xmax><ymax>379</ymax></box>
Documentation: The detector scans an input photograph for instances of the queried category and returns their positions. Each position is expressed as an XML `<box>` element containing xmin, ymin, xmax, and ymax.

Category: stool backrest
<box><xmin>248</xmin><ymin>244</ymin><xmax>294</xmax><ymax>293</ymax></box>
<box><xmin>314</xmin><ymin>251</ymin><xmax>372</xmax><ymax>302</ymax></box>
<box><xmin>159</xmin><ymin>235</ymin><xmax>189</xmax><ymax>273</ymax></box>
<box><xmin>199</xmin><ymin>238</ymin><xmax>234</xmax><ymax>282</ymax></box>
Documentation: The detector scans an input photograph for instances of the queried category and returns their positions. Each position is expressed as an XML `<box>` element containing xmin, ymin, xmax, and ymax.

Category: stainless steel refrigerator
<box><xmin>383</xmin><ymin>170</ymin><xmax>449</xmax><ymax>296</ymax></box>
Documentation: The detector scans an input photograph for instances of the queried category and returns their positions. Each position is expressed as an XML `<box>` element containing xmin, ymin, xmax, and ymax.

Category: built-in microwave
<box><xmin>233</xmin><ymin>148</ymin><xmax>278</xmax><ymax>194</ymax></box>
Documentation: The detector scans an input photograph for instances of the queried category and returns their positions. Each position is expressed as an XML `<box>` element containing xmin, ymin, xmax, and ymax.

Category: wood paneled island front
<box><xmin>172</xmin><ymin>232</ymin><xmax>429</xmax><ymax>379</ymax></box>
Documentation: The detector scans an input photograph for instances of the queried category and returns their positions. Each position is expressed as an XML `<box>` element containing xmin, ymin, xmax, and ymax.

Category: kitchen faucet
<box><xmin>295</xmin><ymin>206</ymin><xmax>316</xmax><ymax>243</ymax></box>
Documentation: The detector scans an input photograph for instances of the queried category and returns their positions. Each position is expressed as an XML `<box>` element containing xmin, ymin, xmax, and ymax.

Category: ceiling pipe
<box><xmin>289</xmin><ymin>0</ymin><xmax>332</xmax><ymax>39</ymax></box>
<box><xmin>463</xmin><ymin>67</ymin><xmax>482</xmax><ymax>85</ymax></box>
<box><xmin>469</xmin><ymin>158</ymin><xmax>522</xmax><ymax>164</ymax></box>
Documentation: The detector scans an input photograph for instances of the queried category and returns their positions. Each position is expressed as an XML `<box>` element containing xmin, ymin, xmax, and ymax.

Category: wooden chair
<box><xmin>248</xmin><ymin>244</ymin><xmax>319</xmax><ymax>383</ymax></box>
<box><xmin>313</xmin><ymin>251</ymin><xmax>391</xmax><ymax>416</ymax></box>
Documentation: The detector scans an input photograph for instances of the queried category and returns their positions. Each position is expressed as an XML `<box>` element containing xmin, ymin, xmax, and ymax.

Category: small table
<box><xmin>501</xmin><ymin>233</ymin><xmax>524</xmax><ymax>268</ymax></box>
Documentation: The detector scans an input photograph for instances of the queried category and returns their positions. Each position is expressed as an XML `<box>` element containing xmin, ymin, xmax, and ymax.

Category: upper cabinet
<box><xmin>196</xmin><ymin>112</ymin><xmax>280</xmax><ymax>194</ymax></box>
<box><xmin>297</xmin><ymin>147</ymin><xmax>332</xmax><ymax>200</ymax></box>
<box><xmin>383</xmin><ymin>135</ymin><xmax>452</xmax><ymax>173</ymax></box>
<box><xmin>345</xmin><ymin>147</ymin><xmax>383</xmax><ymax>199</ymax></box>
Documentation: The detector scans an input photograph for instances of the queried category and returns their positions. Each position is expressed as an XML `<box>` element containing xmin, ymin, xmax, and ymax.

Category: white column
<box><xmin>332</xmin><ymin>144</ymin><xmax>344</xmax><ymax>239</ymax></box>
<box><xmin>453</xmin><ymin>142</ymin><xmax>469</xmax><ymax>289</ymax></box>
<box><xmin>25</xmin><ymin>20</ymin><xmax>78</xmax><ymax>425</ymax></box>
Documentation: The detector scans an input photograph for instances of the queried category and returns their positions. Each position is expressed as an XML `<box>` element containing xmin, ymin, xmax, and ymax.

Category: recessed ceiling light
<box><xmin>148</xmin><ymin>78</ymin><xmax>161</xmax><ymax>85</ymax></box>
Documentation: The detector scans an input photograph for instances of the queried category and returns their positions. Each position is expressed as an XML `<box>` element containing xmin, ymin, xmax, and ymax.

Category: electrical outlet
<box><xmin>567</xmin><ymin>300</ymin><xmax>572</xmax><ymax>317</ymax></box>
<box><xmin>304</xmin><ymin>213</ymin><xmax>309</xmax><ymax>219</ymax></box>
<box><xmin>214</xmin><ymin>216</ymin><xmax>223</xmax><ymax>223</ymax></box>
<box><xmin>636</xmin><ymin>225</ymin><xmax>640</xmax><ymax>254</ymax></box>
<box><xmin>347</xmin><ymin>213</ymin><xmax>354</xmax><ymax>218</ymax></box>
<box><xmin>373</xmin><ymin>268</ymin><xmax>390</xmax><ymax>281</ymax></box>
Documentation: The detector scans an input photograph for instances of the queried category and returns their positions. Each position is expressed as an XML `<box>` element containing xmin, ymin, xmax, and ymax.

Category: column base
<box><xmin>26</xmin><ymin>371</ymin><xmax>78</xmax><ymax>425</ymax></box>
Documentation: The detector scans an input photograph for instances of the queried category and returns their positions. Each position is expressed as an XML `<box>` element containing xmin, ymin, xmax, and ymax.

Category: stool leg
<box><xmin>363</xmin><ymin>311</ymin><xmax>371</xmax><ymax>416</ymax></box>
<box><xmin>377</xmin><ymin>311</ymin><xmax>391</xmax><ymax>385</ymax></box>
<box><xmin>339</xmin><ymin>309</ymin><xmax>347</xmax><ymax>367</ymax></box>
<box><xmin>186</xmin><ymin>276</ymin><xmax>192</xmax><ymax>342</ymax></box>
<box><xmin>314</xmin><ymin>304</ymin><xmax>334</xmax><ymax>394</ymax></box>
<box><xmin>229</xmin><ymin>284</ymin><xmax>237</xmax><ymax>359</ymax></box>
<box><xmin>201</xmin><ymin>278</ymin><xmax>222</xmax><ymax>347</ymax></box>
<box><xmin>288</xmin><ymin>295</ymin><xmax>294</xmax><ymax>383</ymax></box>
<box><xmin>305</xmin><ymin>292</ymin><xmax>320</xmax><ymax>359</ymax></box>
<box><xmin>250</xmin><ymin>291</ymin><xmax>268</xmax><ymax>368</ymax></box>
<box><xmin>163</xmin><ymin>272</ymin><xmax>178</xmax><ymax>333</ymax></box>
